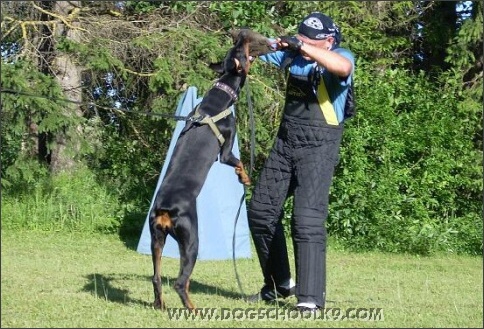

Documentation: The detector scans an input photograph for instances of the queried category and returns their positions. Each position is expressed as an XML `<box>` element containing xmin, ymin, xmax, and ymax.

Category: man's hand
<box><xmin>279</xmin><ymin>36</ymin><xmax>303</xmax><ymax>52</ymax></box>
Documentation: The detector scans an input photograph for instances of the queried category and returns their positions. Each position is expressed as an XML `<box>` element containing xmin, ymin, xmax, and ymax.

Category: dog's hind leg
<box><xmin>173</xmin><ymin>212</ymin><xmax>199</xmax><ymax>311</ymax></box>
<box><xmin>150</xmin><ymin>210</ymin><xmax>172</xmax><ymax>310</ymax></box>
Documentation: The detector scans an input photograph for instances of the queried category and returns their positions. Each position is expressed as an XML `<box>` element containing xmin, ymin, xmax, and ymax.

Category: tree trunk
<box><xmin>48</xmin><ymin>1</ymin><xmax>84</xmax><ymax>174</ymax></box>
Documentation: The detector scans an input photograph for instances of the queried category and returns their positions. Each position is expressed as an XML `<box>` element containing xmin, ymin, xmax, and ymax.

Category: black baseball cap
<box><xmin>298</xmin><ymin>12</ymin><xmax>341</xmax><ymax>44</ymax></box>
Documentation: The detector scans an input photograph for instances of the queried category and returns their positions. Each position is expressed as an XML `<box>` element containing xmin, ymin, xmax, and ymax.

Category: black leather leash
<box><xmin>0</xmin><ymin>88</ymin><xmax>189</xmax><ymax>121</ymax></box>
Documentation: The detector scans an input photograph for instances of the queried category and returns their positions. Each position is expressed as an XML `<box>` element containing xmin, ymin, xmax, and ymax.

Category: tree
<box><xmin>1</xmin><ymin>1</ymin><xmax>86</xmax><ymax>174</ymax></box>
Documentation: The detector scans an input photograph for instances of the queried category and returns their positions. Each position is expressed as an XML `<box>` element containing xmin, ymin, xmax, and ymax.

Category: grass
<box><xmin>1</xmin><ymin>229</ymin><xmax>482</xmax><ymax>328</ymax></box>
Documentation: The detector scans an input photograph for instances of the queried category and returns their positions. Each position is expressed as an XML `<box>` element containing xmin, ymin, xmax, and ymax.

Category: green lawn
<box><xmin>1</xmin><ymin>230</ymin><xmax>482</xmax><ymax>328</ymax></box>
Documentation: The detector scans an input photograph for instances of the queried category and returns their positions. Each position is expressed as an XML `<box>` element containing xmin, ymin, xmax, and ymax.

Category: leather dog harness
<box><xmin>191</xmin><ymin>82</ymin><xmax>238</xmax><ymax>146</ymax></box>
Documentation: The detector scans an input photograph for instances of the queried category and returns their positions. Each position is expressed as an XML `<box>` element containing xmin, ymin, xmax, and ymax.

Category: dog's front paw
<box><xmin>238</xmin><ymin>172</ymin><xmax>251</xmax><ymax>186</ymax></box>
<box><xmin>235</xmin><ymin>164</ymin><xmax>251</xmax><ymax>186</ymax></box>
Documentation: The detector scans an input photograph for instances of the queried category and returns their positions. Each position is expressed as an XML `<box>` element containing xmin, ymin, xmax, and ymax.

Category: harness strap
<box><xmin>188</xmin><ymin>81</ymin><xmax>237</xmax><ymax>145</ymax></box>
<box><xmin>194</xmin><ymin>108</ymin><xmax>233</xmax><ymax>145</ymax></box>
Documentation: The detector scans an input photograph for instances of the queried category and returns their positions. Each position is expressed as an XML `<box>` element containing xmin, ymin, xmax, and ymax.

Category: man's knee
<box><xmin>292</xmin><ymin>208</ymin><xmax>326</xmax><ymax>242</ymax></box>
<box><xmin>248</xmin><ymin>200</ymin><xmax>278</xmax><ymax>228</ymax></box>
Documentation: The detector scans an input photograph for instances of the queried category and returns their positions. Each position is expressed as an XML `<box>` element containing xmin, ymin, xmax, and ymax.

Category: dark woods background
<box><xmin>1</xmin><ymin>1</ymin><xmax>482</xmax><ymax>255</ymax></box>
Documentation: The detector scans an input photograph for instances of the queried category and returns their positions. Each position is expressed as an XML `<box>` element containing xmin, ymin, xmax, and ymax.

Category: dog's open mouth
<box><xmin>234</xmin><ymin>58</ymin><xmax>242</xmax><ymax>72</ymax></box>
<box><xmin>234</xmin><ymin>57</ymin><xmax>252</xmax><ymax>74</ymax></box>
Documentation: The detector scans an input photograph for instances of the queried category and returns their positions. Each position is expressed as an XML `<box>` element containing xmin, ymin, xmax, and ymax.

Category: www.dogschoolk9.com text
<box><xmin>166</xmin><ymin>307</ymin><xmax>384</xmax><ymax>321</ymax></box>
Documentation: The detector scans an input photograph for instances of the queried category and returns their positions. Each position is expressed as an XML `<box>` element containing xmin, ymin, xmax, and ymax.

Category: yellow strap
<box><xmin>316</xmin><ymin>81</ymin><xmax>339</xmax><ymax>125</ymax></box>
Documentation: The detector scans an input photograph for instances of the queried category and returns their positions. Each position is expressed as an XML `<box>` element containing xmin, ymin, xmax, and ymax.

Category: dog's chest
<box><xmin>198</xmin><ymin>88</ymin><xmax>235</xmax><ymax>116</ymax></box>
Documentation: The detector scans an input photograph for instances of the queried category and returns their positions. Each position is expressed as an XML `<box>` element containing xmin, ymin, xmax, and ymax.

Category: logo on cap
<box><xmin>303</xmin><ymin>17</ymin><xmax>324</xmax><ymax>30</ymax></box>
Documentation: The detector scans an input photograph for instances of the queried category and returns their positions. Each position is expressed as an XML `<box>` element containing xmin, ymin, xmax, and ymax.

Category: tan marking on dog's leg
<box><xmin>185</xmin><ymin>280</ymin><xmax>196</xmax><ymax>313</ymax></box>
<box><xmin>154</xmin><ymin>211</ymin><xmax>173</xmax><ymax>230</ymax></box>
<box><xmin>152</xmin><ymin>228</ymin><xmax>167</xmax><ymax>310</ymax></box>
<box><xmin>152</xmin><ymin>245</ymin><xmax>165</xmax><ymax>310</ymax></box>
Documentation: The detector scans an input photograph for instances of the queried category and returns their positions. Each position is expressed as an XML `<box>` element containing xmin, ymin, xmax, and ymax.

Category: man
<box><xmin>247</xmin><ymin>12</ymin><xmax>355</xmax><ymax>312</ymax></box>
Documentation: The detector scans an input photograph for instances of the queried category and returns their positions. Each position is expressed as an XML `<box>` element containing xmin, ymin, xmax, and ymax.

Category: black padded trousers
<box><xmin>248</xmin><ymin>116</ymin><xmax>343</xmax><ymax>307</ymax></box>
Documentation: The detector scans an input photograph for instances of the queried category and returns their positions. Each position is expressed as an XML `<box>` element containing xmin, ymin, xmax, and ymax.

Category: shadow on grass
<box><xmin>81</xmin><ymin>273</ymin><xmax>149</xmax><ymax>307</ymax></box>
<box><xmin>82</xmin><ymin>273</ymin><xmax>243</xmax><ymax>307</ymax></box>
<box><xmin>118</xmin><ymin>211</ymin><xmax>146</xmax><ymax>251</ymax></box>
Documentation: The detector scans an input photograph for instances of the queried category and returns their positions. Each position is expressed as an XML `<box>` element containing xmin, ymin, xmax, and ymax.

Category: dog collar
<box><xmin>213</xmin><ymin>82</ymin><xmax>238</xmax><ymax>101</ymax></box>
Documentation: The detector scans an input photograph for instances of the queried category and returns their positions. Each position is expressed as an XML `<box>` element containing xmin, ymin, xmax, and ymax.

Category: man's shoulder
<box><xmin>334</xmin><ymin>47</ymin><xmax>355</xmax><ymax>60</ymax></box>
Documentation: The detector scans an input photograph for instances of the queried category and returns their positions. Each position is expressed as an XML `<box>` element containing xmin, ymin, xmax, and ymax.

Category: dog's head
<box><xmin>209</xmin><ymin>28</ymin><xmax>272</xmax><ymax>76</ymax></box>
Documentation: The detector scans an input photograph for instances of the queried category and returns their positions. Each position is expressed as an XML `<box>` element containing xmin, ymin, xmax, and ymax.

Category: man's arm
<box><xmin>276</xmin><ymin>36</ymin><xmax>353</xmax><ymax>78</ymax></box>
<box><xmin>299</xmin><ymin>43</ymin><xmax>352</xmax><ymax>78</ymax></box>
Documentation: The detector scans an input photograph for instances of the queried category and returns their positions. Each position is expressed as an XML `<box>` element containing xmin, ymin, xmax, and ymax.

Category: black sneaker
<box><xmin>246</xmin><ymin>284</ymin><xmax>295</xmax><ymax>302</ymax></box>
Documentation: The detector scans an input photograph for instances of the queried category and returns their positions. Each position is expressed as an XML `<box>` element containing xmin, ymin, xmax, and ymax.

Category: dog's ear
<box><xmin>229</xmin><ymin>27</ymin><xmax>250</xmax><ymax>44</ymax></box>
<box><xmin>208</xmin><ymin>62</ymin><xmax>225</xmax><ymax>75</ymax></box>
<box><xmin>229</xmin><ymin>29</ymin><xmax>240</xmax><ymax>43</ymax></box>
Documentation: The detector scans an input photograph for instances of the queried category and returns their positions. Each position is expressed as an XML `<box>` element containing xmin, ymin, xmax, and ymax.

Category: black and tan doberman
<box><xmin>149</xmin><ymin>29</ymin><xmax>272</xmax><ymax>312</ymax></box>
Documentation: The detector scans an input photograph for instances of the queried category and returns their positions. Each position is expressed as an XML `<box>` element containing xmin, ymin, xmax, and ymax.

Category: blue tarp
<box><xmin>136</xmin><ymin>86</ymin><xmax>252</xmax><ymax>260</ymax></box>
